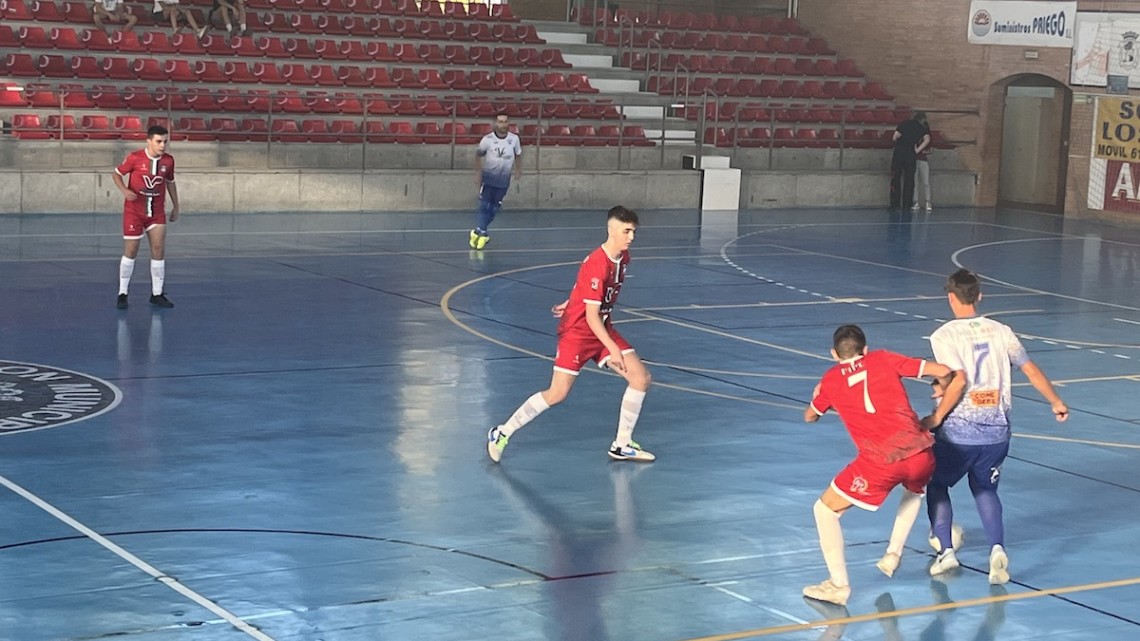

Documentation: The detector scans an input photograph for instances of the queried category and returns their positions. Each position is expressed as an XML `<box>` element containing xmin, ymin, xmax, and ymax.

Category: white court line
<box><xmin>1115</xmin><ymin>318</ymin><xmax>1140</xmax><ymax>326</ymax></box>
<box><xmin>0</xmin><ymin>474</ymin><xmax>277</xmax><ymax>641</ymax></box>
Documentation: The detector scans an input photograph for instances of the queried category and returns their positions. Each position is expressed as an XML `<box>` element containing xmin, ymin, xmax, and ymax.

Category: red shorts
<box><xmin>831</xmin><ymin>448</ymin><xmax>934</xmax><ymax>511</ymax></box>
<box><xmin>123</xmin><ymin>205</ymin><xmax>166</xmax><ymax>239</ymax></box>
<box><xmin>554</xmin><ymin>326</ymin><xmax>632</xmax><ymax>374</ymax></box>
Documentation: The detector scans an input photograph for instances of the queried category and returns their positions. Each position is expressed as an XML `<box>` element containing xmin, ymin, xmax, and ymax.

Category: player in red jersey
<box><xmin>486</xmin><ymin>206</ymin><xmax>654</xmax><ymax>463</ymax></box>
<box><xmin>112</xmin><ymin>125</ymin><xmax>180</xmax><ymax>309</ymax></box>
<box><xmin>801</xmin><ymin>324</ymin><xmax>963</xmax><ymax>605</ymax></box>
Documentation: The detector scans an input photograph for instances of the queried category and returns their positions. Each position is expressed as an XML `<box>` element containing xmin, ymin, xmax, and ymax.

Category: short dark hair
<box><xmin>494</xmin><ymin>113</ymin><xmax>509</xmax><ymax>121</ymax></box>
<box><xmin>945</xmin><ymin>268</ymin><xmax>981</xmax><ymax>305</ymax></box>
<box><xmin>146</xmin><ymin>125</ymin><xmax>169</xmax><ymax>139</ymax></box>
<box><xmin>607</xmin><ymin>205</ymin><xmax>638</xmax><ymax>225</ymax></box>
<box><xmin>832</xmin><ymin>324</ymin><xmax>867</xmax><ymax>359</ymax></box>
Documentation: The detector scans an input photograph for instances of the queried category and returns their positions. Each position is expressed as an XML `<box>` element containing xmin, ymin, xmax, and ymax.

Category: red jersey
<box><xmin>810</xmin><ymin>350</ymin><xmax>933</xmax><ymax>464</ymax></box>
<box><xmin>115</xmin><ymin>149</ymin><xmax>175</xmax><ymax>218</ymax></box>
<box><xmin>557</xmin><ymin>246</ymin><xmax>629</xmax><ymax>339</ymax></box>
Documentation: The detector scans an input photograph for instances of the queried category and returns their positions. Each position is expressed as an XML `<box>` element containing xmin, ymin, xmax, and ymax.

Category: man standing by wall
<box><xmin>890</xmin><ymin>111</ymin><xmax>930</xmax><ymax>212</ymax></box>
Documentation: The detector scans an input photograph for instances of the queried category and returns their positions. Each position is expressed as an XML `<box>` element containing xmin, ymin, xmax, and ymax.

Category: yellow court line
<box><xmin>674</xmin><ymin>575</ymin><xmax>1140</xmax><ymax>641</ymax></box>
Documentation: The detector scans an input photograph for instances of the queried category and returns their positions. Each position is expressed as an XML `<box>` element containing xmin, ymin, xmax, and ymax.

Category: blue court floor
<box><xmin>0</xmin><ymin>206</ymin><xmax>1138</xmax><ymax>641</ymax></box>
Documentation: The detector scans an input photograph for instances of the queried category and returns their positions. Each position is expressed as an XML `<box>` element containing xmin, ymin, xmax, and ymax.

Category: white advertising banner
<box><xmin>968</xmin><ymin>1</ymin><xmax>1076</xmax><ymax>47</ymax></box>
<box><xmin>1072</xmin><ymin>12</ymin><xmax>1140</xmax><ymax>88</ymax></box>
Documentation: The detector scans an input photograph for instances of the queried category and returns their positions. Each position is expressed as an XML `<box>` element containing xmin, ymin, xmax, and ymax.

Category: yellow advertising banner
<box><xmin>1094</xmin><ymin>97</ymin><xmax>1140</xmax><ymax>160</ymax></box>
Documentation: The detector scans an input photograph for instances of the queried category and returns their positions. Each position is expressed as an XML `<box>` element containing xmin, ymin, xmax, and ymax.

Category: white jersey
<box><xmin>930</xmin><ymin>316</ymin><xmax>1029</xmax><ymax>445</ymax></box>
<box><xmin>96</xmin><ymin>0</ymin><xmax>121</xmax><ymax>11</ymax></box>
<box><xmin>476</xmin><ymin>132</ymin><xmax>521</xmax><ymax>189</ymax></box>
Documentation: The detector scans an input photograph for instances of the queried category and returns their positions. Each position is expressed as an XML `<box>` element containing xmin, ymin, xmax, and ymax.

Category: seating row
<box><xmin>1</xmin><ymin>0</ymin><xmax>518</xmax><ymax>22</ymax></box>
<box><xmin>596</xmin><ymin>29</ymin><xmax>831</xmax><ymax>55</ymax></box>
<box><xmin>0</xmin><ymin>84</ymin><xmax>619</xmax><ymax>117</ymax></box>
<box><xmin>648</xmin><ymin>77</ymin><xmax>892</xmax><ymax>101</ymax></box>
<box><xmin>704</xmin><ymin>126</ymin><xmax>950</xmax><ymax>149</ymax></box>
<box><xmin>1</xmin><ymin>55</ymin><xmax>598</xmax><ymax>92</ymax></box>
<box><xmin>3</xmin><ymin>27</ymin><xmax>569</xmax><ymax>68</ymax></box>
<box><xmin>6</xmin><ymin>113</ymin><xmax>655</xmax><ymax>145</ymax></box>
<box><xmin>623</xmin><ymin>52</ymin><xmax>862</xmax><ymax>77</ymax></box>
<box><xmin>573</xmin><ymin>8</ymin><xmax>807</xmax><ymax>35</ymax></box>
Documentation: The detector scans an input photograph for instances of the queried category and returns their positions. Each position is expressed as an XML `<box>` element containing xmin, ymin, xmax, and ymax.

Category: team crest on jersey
<box><xmin>850</xmin><ymin>476</ymin><xmax>869</xmax><ymax>495</ymax></box>
<box><xmin>590</xmin><ymin>277</ymin><xmax>600</xmax><ymax>290</ymax></box>
<box><xmin>0</xmin><ymin>361</ymin><xmax>121</xmax><ymax>434</ymax></box>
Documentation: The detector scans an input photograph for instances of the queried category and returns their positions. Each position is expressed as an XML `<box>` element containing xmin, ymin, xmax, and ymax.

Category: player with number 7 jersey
<box><xmin>800</xmin><ymin>324</ymin><xmax>961</xmax><ymax>607</ymax></box>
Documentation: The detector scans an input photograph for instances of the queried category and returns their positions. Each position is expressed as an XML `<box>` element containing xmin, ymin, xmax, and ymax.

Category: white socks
<box><xmin>150</xmin><ymin>259</ymin><xmax>165</xmax><ymax>296</ymax></box>
<box><xmin>119</xmin><ymin>256</ymin><xmax>135</xmax><ymax>295</ymax></box>
<box><xmin>886</xmin><ymin>490</ymin><xmax>924</xmax><ymax>556</ymax></box>
<box><xmin>499</xmin><ymin>392</ymin><xmax>550</xmax><ymax>437</ymax></box>
<box><xmin>813</xmin><ymin>499</ymin><xmax>849</xmax><ymax>587</ymax></box>
<box><xmin>615</xmin><ymin>387</ymin><xmax>646</xmax><ymax>447</ymax></box>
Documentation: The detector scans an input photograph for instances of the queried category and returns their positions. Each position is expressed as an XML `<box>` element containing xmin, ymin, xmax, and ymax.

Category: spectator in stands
<box><xmin>912</xmin><ymin>111</ymin><xmax>933</xmax><ymax>213</ymax></box>
<box><xmin>92</xmin><ymin>0</ymin><xmax>139</xmax><ymax>33</ymax></box>
<box><xmin>157</xmin><ymin>0</ymin><xmax>207</xmax><ymax>38</ymax></box>
<box><xmin>204</xmin><ymin>0</ymin><xmax>249</xmax><ymax>39</ymax></box>
<box><xmin>889</xmin><ymin>111</ymin><xmax>930</xmax><ymax>212</ymax></box>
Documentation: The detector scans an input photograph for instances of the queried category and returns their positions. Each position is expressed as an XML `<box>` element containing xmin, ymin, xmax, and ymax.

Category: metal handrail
<box><xmin>642</xmin><ymin>39</ymin><xmax>664</xmax><ymax>88</ymax></box>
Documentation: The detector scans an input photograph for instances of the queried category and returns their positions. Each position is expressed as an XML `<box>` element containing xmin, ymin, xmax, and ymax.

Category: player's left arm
<box><xmin>512</xmin><ymin>136</ymin><xmax>522</xmax><ymax>180</ymax></box>
<box><xmin>1009</xmin><ymin>330</ymin><xmax>1068</xmax><ymax>422</ymax></box>
<box><xmin>166</xmin><ymin>180</ymin><xmax>180</xmax><ymax>222</ymax></box>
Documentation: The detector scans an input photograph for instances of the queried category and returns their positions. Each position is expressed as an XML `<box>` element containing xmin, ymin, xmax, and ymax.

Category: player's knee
<box><xmin>632</xmin><ymin>369</ymin><xmax>651</xmax><ymax>391</ymax></box>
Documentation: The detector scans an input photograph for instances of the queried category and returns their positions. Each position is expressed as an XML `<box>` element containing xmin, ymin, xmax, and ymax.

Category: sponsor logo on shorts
<box><xmin>0</xmin><ymin>361</ymin><xmax>122</xmax><ymax>434</ymax></box>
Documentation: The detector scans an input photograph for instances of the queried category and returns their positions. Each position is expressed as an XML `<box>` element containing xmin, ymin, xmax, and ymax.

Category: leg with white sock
<box><xmin>877</xmin><ymin>489</ymin><xmax>923</xmax><ymax>577</ymax></box>
<box><xmin>150</xmin><ymin>259</ymin><xmax>166</xmax><ymax>296</ymax></box>
<box><xmin>804</xmin><ymin>489</ymin><xmax>852</xmax><ymax>605</ymax></box>
<box><xmin>607</xmin><ymin>350</ymin><xmax>653</xmax><ymax>461</ymax></box>
<box><xmin>145</xmin><ymin>225</ymin><xmax>174</xmax><ymax>307</ymax></box>
<box><xmin>119</xmin><ymin>255</ymin><xmax>136</xmax><ymax>296</ymax></box>
<box><xmin>486</xmin><ymin>370</ymin><xmax>573</xmax><ymax>463</ymax></box>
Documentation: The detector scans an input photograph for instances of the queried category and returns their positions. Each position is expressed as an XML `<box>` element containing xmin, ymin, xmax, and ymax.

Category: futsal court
<box><xmin>0</xmin><ymin>205</ymin><xmax>1138</xmax><ymax>641</ymax></box>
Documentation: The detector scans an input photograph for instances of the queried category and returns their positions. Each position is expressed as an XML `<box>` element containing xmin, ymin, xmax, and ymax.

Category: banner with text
<box><xmin>968</xmin><ymin>0</ymin><xmax>1076</xmax><ymax>47</ymax></box>
<box><xmin>1093</xmin><ymin>96</ymin><xmax>1140</xmax><ymax>162</ymax></box>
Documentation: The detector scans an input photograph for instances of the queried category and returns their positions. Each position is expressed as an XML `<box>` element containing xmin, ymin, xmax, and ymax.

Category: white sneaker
<box><xmin>989</xmin><ymin>545</ymin><xmax>1010</xmax><ymax>585</ymax></box>
<box><xmin>925</xmin><ymin>203</ymin><xmax>933</xmax><ymax>213</ymax></box>
<box><xmin>486</xmin><ymin>426</ymin><xmax>509</xmax><ymax>463</ymax></box>
<box><xmin>608</xmin><ymin>440</ymin><xmax>655</xmax><ymax>462</ymax></box>
<box><xmin>876</xmin><ymin>551</ymin><xmax>901</xmax><ymax>577</ymax></box>
<box><xmin>802</xmin><ymin>579</ymin><xmax>851</xmax><ymax>606</ymax></box>
<box><xmin>910</xmin><ymin>203</ymin><xmax>920</xmax><ymax>212</ymax></box>
<box><xmin>929</xmin><ymin>548</ymin><xmax>959</xmax><ymax>576</ymax></box>
<box><xmin>928</xmin><ymin>523</ymin><xmax>964</xmax><ymax>552</ymax></box>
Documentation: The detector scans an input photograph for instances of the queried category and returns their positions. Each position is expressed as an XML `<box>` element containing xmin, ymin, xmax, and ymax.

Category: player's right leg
<box><xmin>601</xmin><ymin>335</ymin><xmax>655</xmax><ymax>462</ymax></box>
<box><xmin>118</xmin><ymin>236</ymin><xmax>142</xmax><ymax>308</ymax></box>
<box><xmin>487</xmin><ymin>368</ymin><xmax>577</xmax><ymax>463</ymax></box>
<box><xmin>803</xmin><ymin>485</ymin><xmax>853</xmax><ymax>606</ymax></box>
<box><xmin>93</xmin><ymin>6</ymin><xmax>107</xmax><ymax>31</ymax></box>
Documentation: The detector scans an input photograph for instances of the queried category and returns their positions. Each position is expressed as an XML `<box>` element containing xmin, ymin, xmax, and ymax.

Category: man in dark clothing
<box><xmin>890</xmin><ymin>112</ymin><xmax>931</xmax><ymax>211</ymax></box>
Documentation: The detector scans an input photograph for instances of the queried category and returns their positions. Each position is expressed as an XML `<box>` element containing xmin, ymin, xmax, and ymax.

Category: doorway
<box><xmin>997</xmin><ymin>76</ymin><xmax>1072</xmax><ymax>212</ymax></box>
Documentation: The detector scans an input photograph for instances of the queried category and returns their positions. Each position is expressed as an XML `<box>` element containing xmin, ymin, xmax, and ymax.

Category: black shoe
<box><xmin>116</xmin><ymin>293</ymin><xmax>128</xmax><ymax>309</ymax></box>
<box><xmin>149</xmin><ymin>293</ymin><xmax>174</xmax><ymax>308</ymax></box>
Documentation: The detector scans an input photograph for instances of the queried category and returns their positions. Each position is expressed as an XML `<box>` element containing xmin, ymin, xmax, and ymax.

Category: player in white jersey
<box><xmin>469</xmin><ymin>113</ymin><xmax>522</xmax><ymax>250</ymax></box>
<box><xmin>926</xmin><ymin>269</ymin><xmax>1068</xmax><ymax>584</ymax></box>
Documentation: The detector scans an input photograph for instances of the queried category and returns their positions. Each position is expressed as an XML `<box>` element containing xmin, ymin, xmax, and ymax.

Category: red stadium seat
<box><xmin>13</xmin><ymin>114</ymin><xmax>52</xmax><ymax>140</ymax></box>
<box><xmin>71</xmin><ymin>55</ymin><xmax>104</xmax><ymax>78</ymax></box>
<box><xmin>211</xmin><ymin>117</ymin><xmax>246</xmax><ymax>141</ymax></box>
<box><xmin>46</xmin><ymin>115</ymin><xmax>85</xmax><ymax>140</ymax></box>
<box><xmin>224</xmin><ymin>61</ymin><xmax>258</xmax><ymax>83</ymax></box>
<box><xmin>2</xmin><ymin>0</ymin><xmax>33</xmax><ymax>20</ymax></box>
<box><xmin>80</xmin><ymin>114</ymin><xmax>117</xmax><ymax>140</ymax></box>
<box><xmin>164</xmin><ymin>59</ymin><xmax>196</xmax><ymax>82</ymax></box>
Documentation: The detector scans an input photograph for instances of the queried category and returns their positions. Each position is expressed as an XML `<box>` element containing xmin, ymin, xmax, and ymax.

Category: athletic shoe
<box><xmin>926</xmin><ymin>204</ymin><xmax>933</xmax><ymax>213</ymax></box>
<box><xmin>149</xmin><ymin>293</ymin><xmax>174</xmax><ymax>308</ymax></box>
<box><xmin>928</xmin><ymin>523</ymin><xmax>964</xmax><ymax>552</ymax></box>
<box><xmin>196</xmin><ymin>26</ymin><xmax>208</xmax><ymax>38</ymax></box>
<box><xmin>469</xmin><ymin>229</ymin><xmax>479</xmax><ymax>248</ymax></box>
<box><xmin>487</xmin><ymin>426</ymin><xmax>509</xmax><ymax>463</ymax></box>
<box><xmin>608</xmin><ymin>440</ymin><xmax>655</xmax><ymax>462</ymax></box>
<box><xmin>988</xmin><ymin>544</ymin><xmax>1010</xmax><ymax>585</ymax></box>
<box><xmin>876</xmin><ymin>552</ymin><xmax>901</xmax><ymax>577</ymax></box>
<box><xmin>802</xmin><ymin>579</ymin><xmax>850</xmax><ymax>606</ymax></box>
<box><xmin>116</xmin><ymin>294</ymin><xmax>128</xmax><ymax>310</ymax></box>
<box><xmin>910</xmin><ymin>203</ymin><xmax>920</xmax><ymax>212</ymax></box>
<box><xmin>929</xmin><ymin>548</ymin><xmax>959</xmax><ymax>576</ymax></box>
<box><xmin>475</xmin><ymin>234</ymin><xmax>490</xmax><ymax>250</ymax></box>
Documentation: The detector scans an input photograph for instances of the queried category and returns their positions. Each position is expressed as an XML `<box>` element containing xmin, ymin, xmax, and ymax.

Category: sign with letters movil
<box><xmin>968</xmin><ymin>0</ymin><xmax>1076</xmax><ymax>47</ymax></box>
